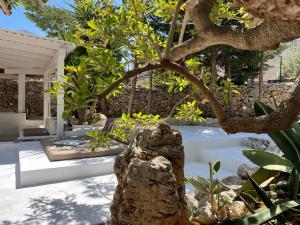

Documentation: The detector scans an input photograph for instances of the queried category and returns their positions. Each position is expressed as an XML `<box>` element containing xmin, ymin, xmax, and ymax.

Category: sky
<box><xmin>0</xmin><ymin>0</ymin><xmax>72</xmax><ymax>36</ymax></box>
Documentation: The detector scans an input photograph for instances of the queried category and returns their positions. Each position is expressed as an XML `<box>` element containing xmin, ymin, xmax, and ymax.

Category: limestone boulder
<box><xmin>110</xmin><ymin>123</ymin><xmax>189</xmax><ymax>225</ymax></box>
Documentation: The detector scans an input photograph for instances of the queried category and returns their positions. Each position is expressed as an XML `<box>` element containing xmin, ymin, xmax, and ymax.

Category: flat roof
<box><xmin>0</xmin><ymin>29</ymin><xmax>76</xmax><ymax>75</ymax></box>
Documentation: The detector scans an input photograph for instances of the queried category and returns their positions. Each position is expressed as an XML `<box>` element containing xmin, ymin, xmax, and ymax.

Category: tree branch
<box><xmin>163</xmin><ymin>0</ymin><xmax>184</xmax><ymax>58</ymax></box>
<box><xmin>168</xmin><ymin>0</ymin><xmax>300</xmax><ymax>61</ymax></box>
<box><xmin>160</xmin><ymin>59</ymin><xmax>226</xmax><ymax>122</ymax></box>
<box><xmin>0</xmin><ymin>0</ymin><xmax>11</xmax><ymax>15</ymax></box>
<box><xmin>161</xmin><ymin>59</ymin><xmax>300</xmax><ymax>134</ymax></box>
<box><xmin>231</xmin><ymin>0</ymin><xmax>300</xmax><ymax>21</ymax></box>
<box><xmin>178</xmin><ymin>0</ymin><xmax>198</xmax><ymax>44</ymax></box>
<box><xmin>97</xmin><ymin>63</ymin><xmax>162</xmax><ymax>101</ymax></box>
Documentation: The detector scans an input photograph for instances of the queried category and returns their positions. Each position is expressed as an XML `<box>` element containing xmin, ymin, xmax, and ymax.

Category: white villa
<box><xmin>0</xmin><ymin>29</ymin><xmax>75</xmax><ymax>140</ymax></box>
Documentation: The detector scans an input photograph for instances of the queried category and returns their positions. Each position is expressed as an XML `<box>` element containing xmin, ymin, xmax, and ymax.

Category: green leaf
<box><xmin>254</xmin><ymin>100</ymin><xmax>300</xmax><ymax>172</ymax></box>
<box><xmin>263</xmin><ymin>165</ymin><xmax>293</xmax><ymax>173</ymax></box>
<box><xmin>288</xmin><ymin>168</ymin><xmax>300</xmax><ymax>200</ymax></box>
<box><xmin>240</xmin><ymin>168</ymin><xmax>278</xmax><ymax>192</ymax></box>
<box><xmin>243</xmin><ymin>150</ymin><xmax>293</xmax><ymax>168</ymax></box>
<box><xmin>213</xmin><ymin>160</ymin><xmax>221</xmax><ymax>174</ymax></box>
<box><xmin>185</xmin><ymin>177</ymin><xmax>208</xmax><ymax>193</ymax></box>
<box><xmin>222</xmin><ymin>200</ymin><xmax>300</xmax><ymax>225</ymax></box>
<box><xmin>245</xmin><ymin>172</ymin><xmax>274</xmax><ymax>208</ymax></box>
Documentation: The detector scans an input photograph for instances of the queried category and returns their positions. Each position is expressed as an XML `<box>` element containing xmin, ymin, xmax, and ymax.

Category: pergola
<box><xmin>0</xmin><ymin>29</ymin><xmax>75</xmax><ymax>137</ymax></box>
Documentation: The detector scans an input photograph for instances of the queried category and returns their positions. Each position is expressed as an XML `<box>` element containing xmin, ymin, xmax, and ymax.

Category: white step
<box><xmin>18</xmin><ymin>141</ymin><xmax>115</xmax><ymax>187</ymax></box>
<box><xmin>184</xmin><ymin>161</ymin><xmax>235</xmax><ymax>193</ymax></box>
<box><xmin>197</xmin><ymin>146</ymin><xmax>253</xmax><ymax>173</ymax></box>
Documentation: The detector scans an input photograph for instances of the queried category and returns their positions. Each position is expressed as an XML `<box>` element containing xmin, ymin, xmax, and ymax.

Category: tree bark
<box><xmin>97</xmin><ymin>63</ymin><xmax>162</xmax><ymax>101</ymax></box>
<box><xmin>160</xmin><ymin>59</ymin><xmax>300</xmax><ymax>134</ymax></box>
<box><xmin>231</xmin><ymin>0</ymin><xmax>300</xmax><ymax>21</ymax></box>
<box><xmin>147</xmin><ymin>73</ymin><xmax>153</xmax><ymax>114</ymax></box>
<box><xmin>128</xmin><ymin>75</ymin><xmax>137</xmax><ymax>115</ymax></box>
<box><xmin>259</xmin><ymin>51</ymin><xmax>265</xmax><ymax>100</ymax></box>
<box><xmin>225</xmin><ymin>58</ymin><xmax>234</xmax><ymax>117</ymax></box>
<box><xmin>168</xmin><ymin>0</ymin><xmax>300</xmax><ymax>62</ymax></box>
<box><xmin>211</xmin><ymin>47</ymin><xmax>217</xmax><ymax>85</ymax></box>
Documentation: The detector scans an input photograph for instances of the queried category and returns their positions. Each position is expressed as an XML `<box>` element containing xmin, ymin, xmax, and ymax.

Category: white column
<box><xmin>43</xmin><ymin>73</ymin><xmax>50</xmax><ymax>123</ymax></box>
<box><xmin>56</xmin><ymin>49</ymin><xmax>66</xmax><ymax>137</ymax></box>
<box><xmin>18</xmin><ymin>73</ymin><xmax>26</xmax><ymax>113</ymax></box>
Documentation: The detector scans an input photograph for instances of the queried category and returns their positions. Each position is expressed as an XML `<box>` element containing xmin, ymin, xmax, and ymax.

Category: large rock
<box><xmin>110</xmin><ymin>123</ymin><xmax>189</xmax><ymax>225</ymax></box>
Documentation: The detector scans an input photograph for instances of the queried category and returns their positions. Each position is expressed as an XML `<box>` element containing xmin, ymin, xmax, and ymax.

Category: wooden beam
<box><xmin>0</xmin><ymin>59</ymin><xmax>46</xmax><ymax>68</ymax></box>
<box><xmin>4</xmin><ymin>68</ymin><xmax>44</xmax><ymax>75</ymax></box>
<box><xmin>0</xmin><ymin>39</ymin><xmax>56</xmax><ymax>56</ymax></box>
<box><xmin>0</xmin><ymin>30</ymin><xmax>69</xmax><ymax>50</ymax></box>
<box><xmin>0</xmin><ymin>46</ymin><xmax>53</xmax><ymax>60</ymax></box>
<box><xmin>0</xmin><ymin>55</ymin><xmax>48</xmax><ymax>64</ymax></box>
<box><xmin>0</xmin><ymin>74</ymin><xmax>18</xmax><ymax>79</ymax></box>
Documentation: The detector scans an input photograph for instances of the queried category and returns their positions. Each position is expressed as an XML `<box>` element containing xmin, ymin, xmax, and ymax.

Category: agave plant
<box><xmin>226</xmin><ymin>100</ymin><xmax>300</xmax><ymax>225</ymax></box>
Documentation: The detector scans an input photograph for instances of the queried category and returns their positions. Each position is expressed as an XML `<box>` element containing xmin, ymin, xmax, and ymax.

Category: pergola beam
<box><xmin>0</xmin><ymin>59</ymin><xmax>45</xmax><ymax>68</ymax></box>
<box><xmin>4</xmin><ymin>68</ymin><xmax>44</xmax><ymax>75</ymax></box>
<box><xmin>0</xmin><ymin>74</ymin><xmax>18</xmax><ymax>79</ymax></box>
<box><xmin>0</xmin><ymin>39</ymin><xmax>56</xmax><ymax>56</ymax></box>
<box><xmin>0</xmin><ymin>30</ymin><xmax>72</xmax><ymax>51</ymax></box>
<box><xmin>0</xmin><ymin>55</ymin><xmax>48</xmax><ymax>65</ymax></box>
<box><xmin>0</xmin><ymin>46</ymin><xmax>53</xmax><ymax>59</ymax></box>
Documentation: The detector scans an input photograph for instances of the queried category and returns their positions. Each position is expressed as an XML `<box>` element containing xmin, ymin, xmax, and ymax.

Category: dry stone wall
<box><xmin>105</xmin><ymin>82</ymin><xmax>295</xmax><ymax>118</ymax></box>
<box><xmin>0</xmin><ymin>79</ymin><xmax>295</xmax><ymax>119</ymax></box>
<box><xmin>0</xmin><ymin>79</ymin><xmax>43</xmax><ymax>118</ymax></box>
<box><xmin>0</xmin><ymin>79</ymin><xmax>18</xmax><ymax>112</ymax></box>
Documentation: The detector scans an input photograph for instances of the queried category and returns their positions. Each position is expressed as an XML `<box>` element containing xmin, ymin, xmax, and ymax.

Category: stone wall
<box><xmin>105</xmin><ymin>82</ymin><xmax>295</xmax><ymax>118</ymax></box>
<box><xmin>25</xmin><ymin>81</ymin><xmax>43</xmax><ymax>118</ymax></box>
<box><xmin>0</xmin><ymin>79</ymin><xmax>43</xmax><ymax>118</ymax></box>
<box><xmin>0</xmin><ymin>79</ymin><xmax>18</xmax><ymax>112</ymax></box>
<box><xmin>0</xmin><ymin>79</ymin><xmax>294</xmax><ymax>119</ymax></box>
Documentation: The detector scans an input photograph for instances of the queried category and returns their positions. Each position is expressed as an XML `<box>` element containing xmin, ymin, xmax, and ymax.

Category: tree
<box><xmin>5</xmin><ymin>0</ymin><xmax>300</xmax><ymax>134</ymax></box>
<box><xmin>93</xmin><ymin>0</ymin><xmax>300</xmax><ymax>134</ymax></box>
<box><xmin>24</xmin><ymin>1</ymin><xmax>74</xmax><ymax>37</ymax></box>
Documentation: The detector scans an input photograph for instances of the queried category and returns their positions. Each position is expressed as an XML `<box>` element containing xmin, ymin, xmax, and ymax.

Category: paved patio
<box><xmin>0</xmin><ymin>142</ymin><xmax>116</xmax><ymax>225</ymax></box>
<box><xmin>0</xmin><ymin>127</ymin><xmax>270</xmax><ymax>224</ymax></box>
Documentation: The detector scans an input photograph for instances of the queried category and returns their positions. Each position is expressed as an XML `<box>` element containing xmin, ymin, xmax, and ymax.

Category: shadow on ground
<box><xmin>2</xmin><ymin>194</ymin><xmax>111</xmax><ymax>225</ymax></box>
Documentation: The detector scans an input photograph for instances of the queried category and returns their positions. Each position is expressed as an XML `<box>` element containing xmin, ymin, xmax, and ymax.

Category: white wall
<box><xmin>0</xmin><ymin>113</ymin><xmax>43</xmax><ymax>136</ymax></box>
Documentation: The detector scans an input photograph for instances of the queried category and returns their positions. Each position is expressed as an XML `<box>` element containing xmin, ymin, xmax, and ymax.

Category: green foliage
<box><xmin>240</xmin><ymin>168</ymin><xmax>278</xmax><ymax>192</ymax></box>
<box><xmin>254</xmin><ymin>100</ymin><xmax>300</xmax><ymax>173</ymax></box>
<box><xmin>210</xmin><ymin>0</ymin><xmax>251</xmax><ymax>28</ymax></box>
<box><xmin>87</xmin><ymin>130</ymin><xmax>110</xmax><ymax>152</ymax></box>
<box><xmin>24</xmin><ymin>0</ymin><xmax>74</xmax><ymax>37</ymax></box>
<box><xmin>175</xmin><ymin>100</ymin><xmax>204</xmax><ymax>123</ymax></box>
<box><xmin>245</xmin><ymin>172</ymin><xmax>274</xmax><ymax>208</ymax></box>
<box><xmin>112</xmin><ymin>112</ymin><xmax>160</xmax><ymax>142</ymax></box>
<box><xmin>186</xmin><ymin>161</ymin><xmax>243</xmax><ymax>222</ymax></box>
<box><xmin>185</xmin><ymin>58</ymin><xmax>202</xmax><ymax>74</ymax></box>
<box><xmin>288</xmin><ymin>168</ymin><xmax>300</xmax><ymax>200</ymax></box>
<box><xmin>243</xmin><ymin>150</ymin><xmax>293</xmax><ymax>173</ymax></box>
<box><xmin>223</xmin><ymin>200</ymin><xmax>300</xmax><ymax>225</ymax></box>
<box><xmin>220</xmin><ymin>78</ymin><xmax>240</xmax><ymax>104</ymax></box>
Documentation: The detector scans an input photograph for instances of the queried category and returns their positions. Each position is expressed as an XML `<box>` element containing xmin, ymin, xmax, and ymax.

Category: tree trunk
<box><xmin>225</xmin><ymin>58</ymin><xmax>234</xmax><ymax>117</ymax></box>
<box><xmin>211</xmin><ymin>47</ymin><xmax>217</xmax><ymax>85</ymax></box>
<box><xmin>259</xmin><ymin>51</ymin><xmax>265</xmax><ymax>100</ymax></box>
<box><xmin>127</xmin><ymin>77</ymin><xmax>137</xmax><ymax>116</ymax></box>
<box><xmin>147</xmin><ymin>73</ymin><xmax>153</xmax><ymax>114</ymax></box>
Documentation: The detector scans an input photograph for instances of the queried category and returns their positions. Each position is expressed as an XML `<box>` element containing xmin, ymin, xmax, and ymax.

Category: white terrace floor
<box><xmin>0</xmin><ymin>126</ymin><xmax>269</xmax><ymax>225</ymax></box>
